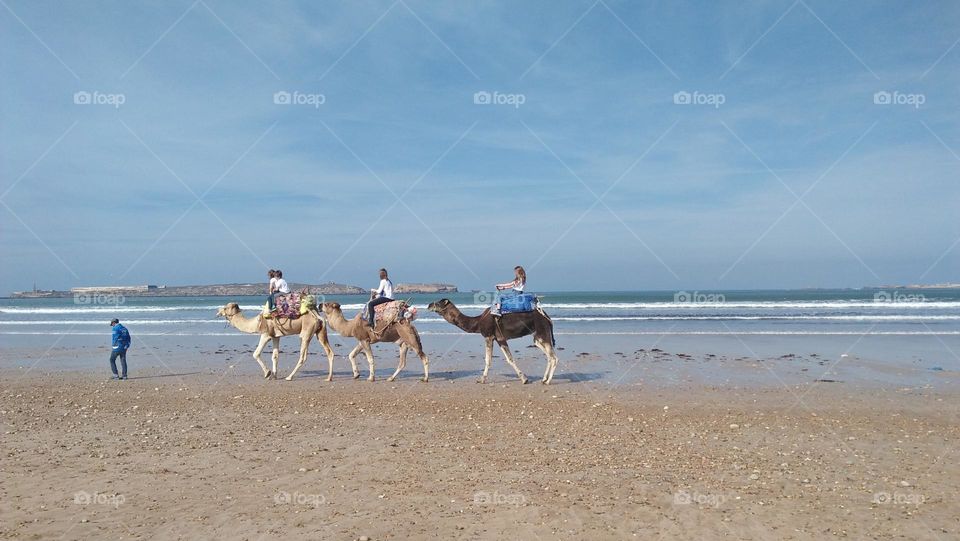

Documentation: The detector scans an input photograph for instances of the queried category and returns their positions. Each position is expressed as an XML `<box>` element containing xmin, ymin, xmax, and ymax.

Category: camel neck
<box><xmin>325</xmin><ymin>309</ymin><xmax>351</xmax><ymax>332</ymax></box>
<box><xmin>227</xmin><ymin>311</ymin><xmax>262</xmax><ymax>334</ymax></box>
<box><xmin>445</xmin><ymin>307</ymin><xmax>482</xmax><ymax>333</ymax></box>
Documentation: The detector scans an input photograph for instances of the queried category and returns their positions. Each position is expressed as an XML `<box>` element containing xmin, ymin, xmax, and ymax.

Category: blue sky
<box><xmin>2</xmin><ymin>0</ymin><xmax>958</xmax><ymax>292</ymax></box>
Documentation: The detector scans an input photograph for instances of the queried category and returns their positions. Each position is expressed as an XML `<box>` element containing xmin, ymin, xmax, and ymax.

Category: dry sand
<box><xmin>1</xmin><ymin>372</ymin><xmax>957</xmax><ymax>540</ymax></box>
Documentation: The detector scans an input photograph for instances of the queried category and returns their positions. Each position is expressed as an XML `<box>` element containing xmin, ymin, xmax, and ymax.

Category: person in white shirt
<box><xmin>366</xmin><ymin>268</ymin><xmax>394</xmax><ymax>327</ymax></box>
<box><xmin>267</xmin><ymin>269</ymin><xmax>291</xmax><ymax>312</ymax></box>
<box><xmin>274</xmin><ymin>270</ymin><xmax>290</xmax><ymax>294</ymax></box>
<box><xmin>268</xmin><ymin>269</ymin><xmax>278</xmax><ymax>293</ymax></box>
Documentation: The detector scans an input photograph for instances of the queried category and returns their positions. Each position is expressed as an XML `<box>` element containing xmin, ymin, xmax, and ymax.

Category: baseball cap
<box><xmin>110</xmin><ymin>318</ymin><xmax>119</xmax><ymax>325</ymax></box>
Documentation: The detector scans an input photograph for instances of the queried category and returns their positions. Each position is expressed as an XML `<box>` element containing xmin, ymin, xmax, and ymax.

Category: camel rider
<box><xmin>366</xmin><ymin>268</ymin><xmax>394</xmax><ymax>328</ymax></box>
<box><xmin>492</xmin><ymin>265</ymin><xmax>526</xmax><ymax>316</ymax></box>
<box><xmin>268</xmin><ymin>269</ymin><xmax>290</xmax><ymax>312</ymax></box>
<box><xmin>266</xmin><ymin>269</ymin><xmax>277</xmax><ymax>306</ymax></box>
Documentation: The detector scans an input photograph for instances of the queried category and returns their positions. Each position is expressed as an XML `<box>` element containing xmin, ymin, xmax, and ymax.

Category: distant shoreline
<box><xmin>8</xmin><ymin>282</ymin><xmax>458</xmax><ymax>299</ymax></box>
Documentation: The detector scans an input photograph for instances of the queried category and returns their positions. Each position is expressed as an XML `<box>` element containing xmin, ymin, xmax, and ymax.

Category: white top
<box><xmin>375</xmin><ymin>278</ymin><xmax>393</xmax><ymax>299</ymax></box>
<box><xmin>275</xmin><ymin>278</ymin><xmax>290</xmax><ymax>294</ymax></box>
<box><xmin>269</xmin><ymin>277</ymin><xmax>279</xmax><ymax>293</ymax></box>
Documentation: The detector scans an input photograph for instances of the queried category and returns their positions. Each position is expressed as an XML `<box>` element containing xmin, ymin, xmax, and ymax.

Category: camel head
<box><xmin>216</xmin><ymin>302</ymin><xmax>242</xmax><ymax>318</ymax></box>
<box><xmin>319</xmin><ymin>302</ymin><xmax>342</xmax><ymax>316</ymax></box>
<box><xmin>427</xmin><ymin>299</ymin><xmax>453</xmax><ymax>314</ymax></box>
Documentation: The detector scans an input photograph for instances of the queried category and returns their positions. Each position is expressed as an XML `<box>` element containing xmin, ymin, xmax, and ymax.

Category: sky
<box><xmin>1</xmin><ymin>0</ymin><xmax>959</xmax><ymax>293</ymax></box>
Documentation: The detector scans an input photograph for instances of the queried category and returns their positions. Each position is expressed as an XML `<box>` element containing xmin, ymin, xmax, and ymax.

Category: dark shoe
<box><xmin>120</xmin><ymin>376</ymin><xmax>128</xmax><ymax>380</ymax></box>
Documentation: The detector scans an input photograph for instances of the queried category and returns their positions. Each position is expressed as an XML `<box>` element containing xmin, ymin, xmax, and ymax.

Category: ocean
<box><xmin>2</xmin><ymin>289</ymin><xmax>958</xmax><ymax>337</ymax></box>
<box><xmin>2</xmin><ymin>289</ymin><xmax>958</xmax><ymax>385</ymax></box>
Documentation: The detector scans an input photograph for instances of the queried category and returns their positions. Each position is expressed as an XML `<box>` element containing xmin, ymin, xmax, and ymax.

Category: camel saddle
<box><xmin>272</xmin><ymin>293</ymin><xmax>303</xmax><ymax>319</ymax></box>
<box><xmin>370</xmin><ymin>300</ymin><xmax>409</xmax><ymax>325</ymax></box>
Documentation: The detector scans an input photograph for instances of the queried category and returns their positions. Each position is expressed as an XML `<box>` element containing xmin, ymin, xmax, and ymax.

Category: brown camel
<box><xmin>319</xmin><ymin>302</ymin><xmax>429</xmax><ymax>382</ymax></box>
<box><xmin>216</xmin><ymin>302</ymin><xmax>335</xmax><ymax>381</ymax></box>
<box><xmin>427</xmin><ymin>299</ymin><xmax>559</xmax><ymax>384</ymax></box>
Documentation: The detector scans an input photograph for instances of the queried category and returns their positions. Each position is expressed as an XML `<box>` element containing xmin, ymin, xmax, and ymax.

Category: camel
<box><xmin>319</xmin><ymin>302</ymin><xmax>429</xmax><ymax>382</ymax></box>
<box><xmin>216</xmin><ymin>302</ymin><xmax>335</xmax><ymax>381</ymax></box>
<box><xmin>426</xmin><ymin>299</ymin><xmax>559</xmax><ymax>384</ymax></box>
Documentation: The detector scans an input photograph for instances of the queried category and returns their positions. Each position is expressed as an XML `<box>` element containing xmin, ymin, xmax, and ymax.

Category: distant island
<box><xmin>9</xmin><ymin>282</ymin><xmax>458</xmax><ymax>298</ymax></box>
<box><xmin>871</xmin><ymin>283</ymin><xmax>960</xmax><ymax>289</ymax></box>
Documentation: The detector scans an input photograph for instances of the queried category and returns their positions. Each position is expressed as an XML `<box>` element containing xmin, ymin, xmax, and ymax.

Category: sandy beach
<box><xmin>1</xmin><ymin>365</ymin><xmax>957</xmax><ymax>540</ymax></box>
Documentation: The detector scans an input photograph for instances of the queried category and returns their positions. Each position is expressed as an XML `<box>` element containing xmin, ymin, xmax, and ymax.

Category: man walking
<box><xmin>109</xmin><ymin>318</ymin><xmax>131</xmax><ymax>380</ymax></box>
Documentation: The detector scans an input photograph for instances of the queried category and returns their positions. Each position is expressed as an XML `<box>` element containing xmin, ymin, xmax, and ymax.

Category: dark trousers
<box><xmin>366</xmin><ymin>296</ymin><xmax>393</xmax><ymax>326</ymax></box>
<box><xmin>110</xmin><ymin>349</ymin><xmax>128</xmax><ymax>378</ymax></box>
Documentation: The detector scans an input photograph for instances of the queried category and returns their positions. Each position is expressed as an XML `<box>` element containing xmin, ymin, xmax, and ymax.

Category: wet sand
<box><xmin>1</xmin><ymin>366</ymin><xmax>957</xmax><ymax>540</ymax></box>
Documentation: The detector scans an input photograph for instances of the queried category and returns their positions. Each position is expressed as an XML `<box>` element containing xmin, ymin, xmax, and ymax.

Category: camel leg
<box><xmin>418</xmin><ymin>350</ymin><xmax>430</xmax><ymax>383</ymax></box>
<box><xmin>252</xmin><ymin>334</ymin><xmax>272</xmax><ymax>378</ymax></box>
<box><xmin>407</xmin><ymin>327</ymin><xmax>429</xmax><ymax>382</ymax></box>
<box><xmin>545</xmin><ymin>342</ymin><xmax>559</xmax><ymax>384</ymax></box>
<box><xmin>269</xmin><ymin>337</ymin><xmax>280</xmax><ymax>380</ymax></box>
<box><xmin>347</xmin><ymin>343</ymin><xmax>362</xmax><ymax>379</ymax></box>
<box><xmin>479</xmin><ymin>337</ymin><xmax>494</xmax><ymax>384</ymax></box>
<box><xmin>498</xmin><ymin>342</ymin><xmax>528</xmax><ymax>384</ymax></box>
<box><xmin>362</xmin><ymin>341</ymin><xmax>376</xmax><ymax>381</ymax></box>
<box><xmin>317</xmin><ymin>327</ymin><xmax>335</xmax><ymax>382</ymax></box>
<box><xmin>388</xmin><ymin>343</ymin><xmax>407</xmax><ymax>382</ymax></box>
<box><xmin>534</xmin><ymin>338</ymin><xmax>558</xmax><ymax>384</ymax></box>
<box><xmin>285</xmin><ymin>334</ymin><xmax>311</xmax><ymax>381</ymax></box>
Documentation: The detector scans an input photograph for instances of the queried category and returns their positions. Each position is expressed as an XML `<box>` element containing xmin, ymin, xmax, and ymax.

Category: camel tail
<box><xmin>537</xmin><ymin>307</ymin><xmax>556</xmax><ymax>347</ymax></box>
<box><xmin>405</xmin><ymin>320</ymin><xmax>425</xmax><ymax>354</ymax></box>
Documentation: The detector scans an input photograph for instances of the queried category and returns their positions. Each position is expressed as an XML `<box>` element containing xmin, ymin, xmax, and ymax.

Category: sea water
<box><xmin>1</xmin><ymin>290</ymin><xmax>958</xmax><ymax>380</ymax></box>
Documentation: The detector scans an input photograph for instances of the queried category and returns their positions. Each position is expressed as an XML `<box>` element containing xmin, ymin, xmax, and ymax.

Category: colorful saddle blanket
<box><xmin>371</xmin><ymin>300</ymin><xmax>414</xmax><ymax>324</ymax></box>
<box><xmin>273</xmin><ymin>293</ymin><xmax>302</xmax><ymax>319</ymax></box>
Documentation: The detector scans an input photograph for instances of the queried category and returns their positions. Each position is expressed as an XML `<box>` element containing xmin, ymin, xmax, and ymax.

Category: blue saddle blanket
<box><xmin>500</xmin><ymin>293</ymin><xmax>537</xmax><ymax>314</ymax></box>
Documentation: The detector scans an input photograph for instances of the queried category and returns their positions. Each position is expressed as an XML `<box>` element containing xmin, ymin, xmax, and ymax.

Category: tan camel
<box><xmin>216</xmin><ymin>302</ymin><xmax>335</xmax><ymax>381</ymax></box>
<box><xmin>319</xmin><ymin>302</ymin><xmax>429</xmax><ymax>382</ymax></box>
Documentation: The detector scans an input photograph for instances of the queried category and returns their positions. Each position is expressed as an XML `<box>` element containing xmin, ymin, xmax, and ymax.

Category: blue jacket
<box><xmin>111</xmin><ymin>324</ymin><xmax>131</xmax><ymax>351</ymax></box>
